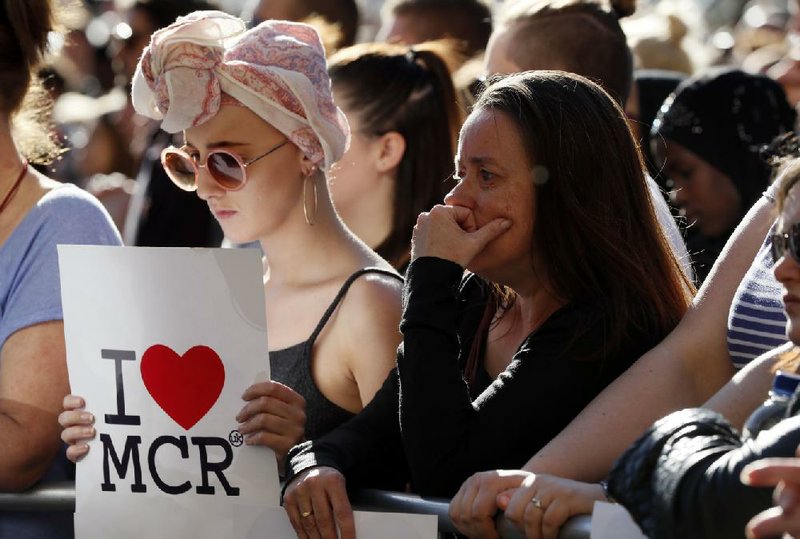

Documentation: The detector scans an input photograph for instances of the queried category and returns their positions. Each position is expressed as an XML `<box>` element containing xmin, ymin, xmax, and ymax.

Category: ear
<box><xmin>300</xmin><ymin>152</ymin><xmax>318</xmax><ymax>177</ymax></box>
<box><xmin>375</xmin><ymin>131</ymin><xmax>406</xmax><ymax>174</ymax></box>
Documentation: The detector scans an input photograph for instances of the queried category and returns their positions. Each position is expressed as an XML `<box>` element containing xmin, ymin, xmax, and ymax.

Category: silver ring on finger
<box><xmin>529</xmin><ymin>497</ymin><xmax>543</xmax><ymax>510</ymax></box>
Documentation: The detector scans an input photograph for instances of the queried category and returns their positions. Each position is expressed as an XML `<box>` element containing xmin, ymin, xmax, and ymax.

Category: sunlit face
<box><xmin>774</xmin><ymin>184</ymin><xmax>800</xmax><ymax>344</ymax></box>
<box><xmin>484</xmin><ymin>26</ymin><xmax>521</xmax><ymax>76</ymax></box>
<box><xmin>445</xmin><ymin>108</ymin><xmax>536</xmax><ymax>283</ymax></box>
<box><xmin>660</xmin><ymin>139</ymin><xmax>742</xmax><ymax>238</ymax></box>
<box><xmin>185</xmin><ymin>105</ymin><xmax>304</xmax><ymax>243</ymax></box>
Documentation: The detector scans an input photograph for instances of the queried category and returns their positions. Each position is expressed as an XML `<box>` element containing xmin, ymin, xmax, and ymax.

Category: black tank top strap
<box><xmin>305</xmin><ymin>267</ymin><xmax>403</xmax><ymax>347</ymax></box>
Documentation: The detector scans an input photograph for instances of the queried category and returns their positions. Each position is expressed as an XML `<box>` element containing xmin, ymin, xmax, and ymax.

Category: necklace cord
<box><xmin>0</xmin><ymin>159</ymin><xmax>29</xmax><ymax>214</ymax></box>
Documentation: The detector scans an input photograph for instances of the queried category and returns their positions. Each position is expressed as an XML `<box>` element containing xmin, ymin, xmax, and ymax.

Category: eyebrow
<box><xmin>465</xmin><ymin>155</ymin><xmax>503</xmax><ymax>167</ymax></box>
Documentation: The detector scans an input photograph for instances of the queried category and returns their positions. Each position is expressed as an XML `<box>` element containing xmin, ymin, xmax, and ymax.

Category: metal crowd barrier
<box><xmin>351</xmin><ymin>488</ymin><xmax>592</xmax><ymax>538</ymax></box>
<box><xmin>0</xmin><ymin>482</ymin><xmax>592</xmax><ymax>538</ymax></box>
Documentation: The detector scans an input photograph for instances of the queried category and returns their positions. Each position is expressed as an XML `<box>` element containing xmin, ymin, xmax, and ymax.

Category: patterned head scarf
<box><xmin>131</xmin><ymin>10</ymin><xmax>350</xmax><ymax>171</ymax></box>
<box><xmin>652</xmin><ymin>68</ymin><xmax>796</xmax><ymax>209</ymax></box>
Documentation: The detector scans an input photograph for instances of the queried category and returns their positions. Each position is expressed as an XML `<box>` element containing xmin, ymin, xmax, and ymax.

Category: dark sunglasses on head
<box><xmin>771</xmin><ymin>222</ymin><xmax>800</xmax><ymax>264</ymax></box>
<box><xmin>160</xmin><ymin>139</ymin><xmax>289</xmax><ymax>192</ymax></box>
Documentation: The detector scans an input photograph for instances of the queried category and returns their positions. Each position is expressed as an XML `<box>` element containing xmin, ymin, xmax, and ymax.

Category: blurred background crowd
<box><xmin>39</xmin><ymin>0</ymin><xmax>800</xmax><ymax>284</ymax></box>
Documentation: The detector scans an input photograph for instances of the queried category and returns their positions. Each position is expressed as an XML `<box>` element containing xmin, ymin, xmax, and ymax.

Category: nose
<box><xmin>194</xmin><ymin>165</ymin><xmax>224</xmax><ymax>202</ymax></box>
<box><xmin>774</xmin><ymin>246</ymin><xmax>800</xmax><ymax>286</ymax></box>
<box><xmin>444</xmin><ymin>177</ymin><xmax>475</xmax><ymax>208</ymax></box>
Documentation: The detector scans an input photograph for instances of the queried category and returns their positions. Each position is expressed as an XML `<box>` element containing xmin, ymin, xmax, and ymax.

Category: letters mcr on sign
<box><xmin>99</xmin><ymin>348</ymin><xmax>239</xmax><ymax>496</ymax></box>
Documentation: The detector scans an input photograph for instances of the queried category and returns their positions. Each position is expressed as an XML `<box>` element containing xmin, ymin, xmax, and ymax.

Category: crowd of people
<box><xmin>5</xmin><ymin>0</ymin><xmax>800</xmax><ymax>538</ymax></box>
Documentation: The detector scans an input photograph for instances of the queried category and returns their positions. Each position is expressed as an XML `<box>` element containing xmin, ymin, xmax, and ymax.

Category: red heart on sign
<box><xmin>140</xmin><ymin>345</ymin><xmax>225</xmax><ymax>430</ymax></box>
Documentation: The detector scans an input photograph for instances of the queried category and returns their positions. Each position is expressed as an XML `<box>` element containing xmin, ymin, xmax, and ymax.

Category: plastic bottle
<box><xmin>742</xmin><ymin>371</ymin><xmax>800</xmax><ymax>440</ymax></box>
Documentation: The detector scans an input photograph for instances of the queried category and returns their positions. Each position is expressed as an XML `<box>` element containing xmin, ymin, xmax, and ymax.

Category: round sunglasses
<box><xmin>160</xmin><ymin>139</ymin><xmax>289</xmax><ymax>192</ymax></box>
<box><xmin>771</xmin><ymin>222</ymin><xmax>800</xmax><ymax>264</ymax></box>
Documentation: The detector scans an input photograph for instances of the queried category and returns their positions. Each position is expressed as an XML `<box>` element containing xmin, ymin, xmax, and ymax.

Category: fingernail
<box><xmin>66</xmin><ymin>395</ymin><xmax>82</xmax><ymax>405</ymax></box>
<box><xmin>498</xmin><ymin>494</ymin><xmax>509</xmax><ymax>508</ymax></box>
<box><xmin>501</xmin><ymin>219</ymin><xmax>512</xmax><ymax>229</ymax></box>
<box><xmin>740</xmin><ymin>468</ymin><xmax>753</xmax><ymax>485</ymax></box>
<box><xmin>781</xmin><ymin>486</ymin><xmax>798</xmax><ymax>508</ymax></box>
<box><xmin>80</xmin><ymin>413</ymin><xmax>94</xmax><ymax>423</ymax></box>
<box><xmin>82</xmin><ymin>427</ymin><xmax>94</xmax><ymax>437</ymax></box>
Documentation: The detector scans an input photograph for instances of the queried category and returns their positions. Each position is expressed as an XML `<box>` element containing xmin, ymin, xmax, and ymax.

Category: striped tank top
<box><xmin>727</xmin><ymin>223</ymin><xmax>787</xmax><ymax>369</ymax></box>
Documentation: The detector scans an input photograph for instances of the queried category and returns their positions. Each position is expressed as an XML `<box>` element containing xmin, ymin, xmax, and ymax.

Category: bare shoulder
<box><xmin>330</xmin><ymin>269</ymin><xmax>403</xmax><ymax>357</ymax></box>
<box><xmin>332</xmin><ymin>270</ymin><xmax>403</xmax><ymax>402</ymax></box>
<box><xmin>340</xmin><ymin>270</ymin><xmax>403</xmax><ymax>326</ymax></box>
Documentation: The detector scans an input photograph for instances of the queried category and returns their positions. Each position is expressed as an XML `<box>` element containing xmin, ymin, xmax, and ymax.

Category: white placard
<box><xmin>590</xmin><ymin>501</ymin><xmax>647</xmax><ymax>539</ymax></box>
<box><xmin>59</xmin><ymin>246</ymin><xmax>279</xmax><ymax>539</ymax></box>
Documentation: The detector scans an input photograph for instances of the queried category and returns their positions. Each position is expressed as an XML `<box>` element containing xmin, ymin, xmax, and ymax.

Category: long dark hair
<box><xmin>0</xmin><ymin>0</ymin><xmax>59</xmax><ymax>162</ymax></box>
<box><xmin>328</xmin><ymin>41</ymin><xmax>462</xmax><ymax>269</ymax></box>
<box><xmin>470</xmin><ymin>70</ymin><xmax>692</xmax><ymax>365</ymax></box>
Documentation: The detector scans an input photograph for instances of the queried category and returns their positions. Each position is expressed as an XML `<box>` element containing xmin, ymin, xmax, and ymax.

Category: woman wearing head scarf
<box><xmin>652</xmin><ymin>68</ymin><xmax>797</xmax><ymax>283</ymax></box>
<box><xmin>60</xmin><ymin>11</ymin><xmax>403</xmax><ymax>465</ymax></box>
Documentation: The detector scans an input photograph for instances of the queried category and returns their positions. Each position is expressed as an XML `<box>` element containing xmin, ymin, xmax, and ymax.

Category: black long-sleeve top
<box><xmin>285</xmin><ymin>257</ymin><xmax>665</xmax><ymax>498</ymax></box>
<box><xmin>609</xmin><ymin>408</ymin><xmax>800</xmax><ymax>539</ymax></box>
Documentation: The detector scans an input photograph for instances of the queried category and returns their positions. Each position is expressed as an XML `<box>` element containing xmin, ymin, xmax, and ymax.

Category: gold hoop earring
<box><xmin>303</xmin><ymin>171</ymin><xmax>318</xmax><ymax>226</ymax></box>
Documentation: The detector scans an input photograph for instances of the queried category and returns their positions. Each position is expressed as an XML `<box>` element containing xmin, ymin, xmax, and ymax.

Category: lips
<box><xmin>210</xmin><ymin>205</ymin><xmax>237</xmax><ymax>220</ymax></box>
<box><xmin>784</xmin><ymin>292</ymin><xmax>800</xmax><ymax>309</ymax></box>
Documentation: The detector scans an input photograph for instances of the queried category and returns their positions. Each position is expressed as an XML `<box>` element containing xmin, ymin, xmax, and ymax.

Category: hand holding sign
<box><xmin>60</xmin><ymin>343</ymin><xmax>231</xmax><ymax>464</ymax></box>
<box><xmin>236</xmin><ymin>381</ymin><xmax>306</xmax><ymax>460</ymax></box>
<box><xmin>59</xmin><ymin>395</ymin><xmax>94</xmax><ymax>462</ymax></box>
<box><xmin>60</xmin><ymin>381</ymin><xmax>309</xmax><ymax>466</ymax></box>
<box><xmin>60</xmin><ymin>348</ymin><xmax>308</xmax><ymax>463</ymax></box>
